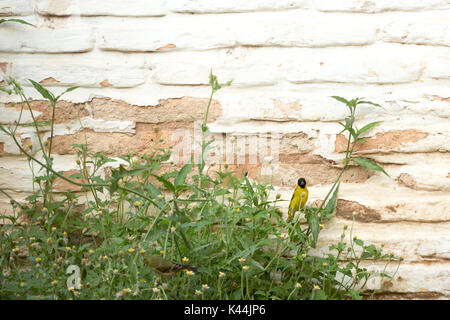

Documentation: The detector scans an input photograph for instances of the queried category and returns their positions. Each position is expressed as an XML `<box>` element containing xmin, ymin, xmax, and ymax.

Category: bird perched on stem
<box><xmin>287</xmin><ymin>178</ymin><xmax>309</xmax><ymax>222</ymax></box>
<box><xmin>144</xmin><ymin>256</ymin><xmax>198</xmax><ymax>276</ymax></box>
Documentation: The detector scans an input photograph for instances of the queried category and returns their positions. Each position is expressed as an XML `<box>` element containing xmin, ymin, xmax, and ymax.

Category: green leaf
<box><xmin>29</xmin><ymin>79</ymin><xmax>55</xmax><ymax>101</ymax></box>
<box><xmin>352</xmin><ymin>157</ymin><xmax>389</xmax><ymax>177</ymax></box>
<box><xmin>174</xmin><ymin>163</ymin><xmax>193</xmax><ymax>188</ymax></box>
<box><xmin>323</xmin><ymin>183</ymin><xmax>339</xmax><ymax>221</ymax></box>
<box><xmin>152</xmin><ymin>174</ymin><xmax>175</xmax><ymax>192</ymax></box>
<box><xmin>0</xmin><ymin>86</ymin><xmax>12</xmax><ymax>95</ymax></box>
<box><xmin>356</xmin><ymin>121</ymin><xmax>382</xmax><ymax>137</ymax></box>
<box><xmin>0</xmin><ymin>18</ymin><xmax>35</xmax><ymax>27</ymax></box>
<box><xmin>307</xmin><ymin>212</ymin><xmax>320</xmax><ymax>247</ymax></box>
<box><xmin>22</xmin><ymin>121</ymin><xmax>50</xmax><ymax>127</ymax></box>
<box><xmin>331</xmin><ymin>96</ymin><xmax>349</xmax><ymax>105</ymax></box>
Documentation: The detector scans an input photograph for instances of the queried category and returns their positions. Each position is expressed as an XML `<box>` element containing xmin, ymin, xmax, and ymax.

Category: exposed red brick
<box><xmin>39</xmin><ymin>77</ymin><xmax>60</xmax><ymax>84</ymax></box>
<box><xmin>50</xmin><ymin>122</ymin><xmax>192</xmax><ymax>156</ymax></box>
<box><xmin>90</xmin><ymin>97</ymin><xmax>222</xmax><ymax>123</ymax></box>
<box><xmin>6</xmin><ymin>100</ymin><xmax>89</xmax><ymax>124</ymax></box>
<box><xmin>0</xmin><ymin>142</ymin><xmax>4</xmax><ymax>156</ymax></box>
<box><xmin>157</xmin><ymin>44</ymin><xmax>177</xmax><ymax>51</ymax></box>
<box><xmin>0</xmin><ymin>62</ymin><xmax>8</xmax><ymax>73</ymax></box>
<box><xmin>100</xmin><ymin>79</ymin><xmax>112</xmax><ymax>87</ymax></box>
<box><xmin>335</xmin><ymin>130</ymin><xmax>429</xmax><ymax>153</ymax></box>
<box><xmin>335</xmin><ymin>199</ymin><xmax>382</xmax><ymax>222</ymax></box>
<box><xmin>53</xmin><ymin>170</ymin><xmax>85</xmax><ymax>192</ymax></box>
<box><xmin>397</xmin><ymin>173</ymin><xmax>417</xmax><ymax>189</ymax></box>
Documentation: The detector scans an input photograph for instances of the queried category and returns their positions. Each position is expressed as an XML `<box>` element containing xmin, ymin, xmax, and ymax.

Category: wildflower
<box><xmin>202</xmin><ymin>284</ymin><xmax>209</xmax><ymax>291</ymax></box>
<box><xmin>73</xmin><ymin>198</ymin><xmax>78</xmax><ymax>204</ymax></box>
<box><xmin>140</xmin><ymin>249</ymin><xmax>145</xmax><ymax>254</ymax></box>
<box><xmin>68</xmin><ymin>286</ymin><xmax>74</xmax><ymax>292</ymax></box>
<box><xmin>128</xmin><ymin>248</ymin><xmax>135</xmax><ymax>253</ymax></box>
<box><xmin>74</xmin><ymin>291</ymin><xmax>79</xmax><ymax>297</ymax></box>
<box><xmin>20</xmin><ymin>282</ymin><xmax>25</xmax><ymax>287</ymax></box>
<box><xmin>63</xmin><ymin>231</ymin><xmax>67</xmax><ymax>236</ymax></box>
<box><xmin>157</xmin><ymin>194</ymin><xmax>163</xmax><ymax>199</ymax></box>
<box><xmin>51</xmin><ymin>227</ymin><xmax>56</xmax><ymax>232</ymax></box>
<box><xmin>353</xmin><ymin>235</ymin><xmax>358</xmax><ymax>240</ymax></box>
<box><xmin>242</xmin><ymin>265</ymin><xmax>249</xmax><ymax>272</ymax></box>
<box><xmin>27</xmin><ymin>142</ymin><xmax>32</xmax><ymax>148</ymax></box>
<box><xmin>296</xmin><ymin>282</ymin><xmax>302</xmax><ymax>288</ymax></box>
<box><xmin>186</xmin><ymin>270</ymin><xmax>194</xmax><ymax>276</ymax></box>
<box><xmin>236</xmin><ymin>208</ymin><xmax>240</xmax><ymax>212</ymax></box>
<box><xmin>76</xmin><ymin>159</ymin><xmax>80</xmax><ymax>165</ymax></box>
<box><xmin>118</xmin><ymin>250</ymin><xmax>124</xmax><ymax>256</ymax></box>
<box><xmin>182</xmin><ymin>257</ymin><xmax>189</xmax><ymax>263</ymax></box>
<box><xmin>88</xmin><ymin>249</ymin><xmax>94</xmax><ymax>254</ymax></box>
<box><xmin>57</xmin><ymin>257</ymin><xmax>63</xmax><ymax>263</ymax></box>
<box><xmin>280</xmin><ymin>233</ymin><xmax>288</xmax><ymax>240</ymax></box>
<box><xmin>35</xmin><ymin>257</ymin><xmax>41</xmax><ymax>263</ymax></box>
<box><xmin>276</xmin><ymin>193</ymin><xmax>281</xmax><ymax>200</ymax></box>
<box><xmin>46</xmin><ymin>238</ymin><xmax>52</xmax><ymax>244</ymax></box>
<box><xmin>51</xmin><ymin>280</ymin><xmax>57</xmax><ymax>286</ymax></box>
<box><xmin>113</xmin><ymin>269</ymin><xmax>119</xmax><ymax>275</ymax></box>
<box><xmin>134</xmin><ymin>201</ymin><xmax>140</xmax><ymax>207</ymax></box>
<box><xmin>301</xmin><ymin>254</ymin><xmax>307</xmax><ymax>259</ymax></box>
<box><xmin>352</xmin><ymin>211</ymin><xmax>359</xmax><ymax>217</ymax></box>
<box><xmin>224</xmin><ymin>161</ymin><xmax>229</xmax><ymax>169</ymax></box>
<box><xmin>123</xmin><ymin>288</ymin><xmax>131</xmax><ymax>294</ymax></box>
<box><xmin>31</xmin><ymin>242</ymin><xmax>39</xmax><ymax>248</ymax></box>
<box><xmin>319</xmin><ymin>224</ymin><xmax>324</xmax><ymax>229</ymax></box>
<box><xmin>97</xmin><ymin>210</ymin><xmax>102</xmax><ymax>215</ymax></box>
<box><xmin>219</xmin><ymin>272</ymin><xmax>225</xmax><ymax>279</ymax></box>
<box><xmin>103</xmin><ymin>255</ymin><xmax>108</xmax><ymax>261</ymax></box>
<box><xmin>238</xmin><ymin>258</ymin><xmax>245</xmax><ymax>264</ymax></box>
<box><xmin>86</xmin><ymin>282</ymin><xmax>91</xmax><ymax>288</ymax></box>
<box><xmin>66</xmin><ymin>246</ymin><xmax>72</xmax><ymax>252</ymax></box>
<box><xmin>13</xmin><ymin>247</ymin><xmax>19</xmax><ymax>253</ymax></box>
<box><xmin>323</xmin><ymin>263</ymin><xmax>328</xmax><ymax>268</ymax></box>
<box><xmin>81</xmin><ymin>258</ymin><xmax>88</xmax><ymax>265</ymax></box>
<box><xmin>195</xmin><ymin>290</ymin><xmax>202</xmax><ymax>296</ymax></box>
<box><xmin>344</xmin><ymin>224</ymin><xmax>348</xmax><ymax>230</ymax></box>
<box><xmin>170</xmin><ymin>226</ymin><xmax>176</xmax><ymax>233</ymax></box>
<box><xmin>227</xmin><ymin>194</ymin><xmax>232</xmax><ymax>199</ymax></box>
<box><xmin>152</xmin><ymin>288</ymin><xmax>159</xmax><ymax>294</ymax></box>
<box><xmin>313</xmin><ymin>285</ymin><xmax>320</xmax><ymax>290</ymax></box>
<box><xmin>159</xmin><ymin>250</ymin><xmax>164</xmax><ymax>255</ymax></box>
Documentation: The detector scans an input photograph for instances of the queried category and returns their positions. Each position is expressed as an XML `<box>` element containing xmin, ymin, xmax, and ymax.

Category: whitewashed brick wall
<box><xmin>0</xmin><ymin>0</ymin><xmax>449</xmax><ymax>299</ymax></box>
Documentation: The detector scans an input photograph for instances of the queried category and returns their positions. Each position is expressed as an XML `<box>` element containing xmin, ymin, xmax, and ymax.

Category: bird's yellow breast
<box><xmin>289</xmin><ymin>185</ymin><xmax>308</xmax><ymax>211</ymax></box>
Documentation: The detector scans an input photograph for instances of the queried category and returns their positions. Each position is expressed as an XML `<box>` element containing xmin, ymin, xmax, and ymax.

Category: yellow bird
<box><xmin>144</xmin><ymin>256</ymin><xmax>198</xmax><ymax>276</ymax></box>
<box><xmin>287</xmin><ymin>178</ymin><xmax>309</xmax><ymax>222</ymax></box>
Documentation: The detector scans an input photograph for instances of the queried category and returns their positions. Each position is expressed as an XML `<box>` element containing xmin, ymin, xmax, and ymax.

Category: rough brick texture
<box><xmin>0</xmin><ymin>0</ymin><xmax>449</xmax><ymax>299</ymax></box>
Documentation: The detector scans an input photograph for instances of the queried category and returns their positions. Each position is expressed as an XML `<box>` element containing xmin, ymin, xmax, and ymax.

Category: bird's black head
<box><xmin>297</xmin><ymin>178</ymin><xmax>306</xmax><ymax>188</ymax></box>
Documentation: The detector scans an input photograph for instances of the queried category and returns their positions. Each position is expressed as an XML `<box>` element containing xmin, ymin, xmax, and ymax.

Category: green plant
<box><xmin>0</xmin><ymin>71</ymin><xmax>401</xmax><ymax>300</ymax></box>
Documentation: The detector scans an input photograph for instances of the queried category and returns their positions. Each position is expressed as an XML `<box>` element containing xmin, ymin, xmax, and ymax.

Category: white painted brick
<box><xmin>235</xmin><ymin>11</ymin><xmax>376</xmax><ymax>47</ymax></box>
<box><xmin>0</xmin><ymin>0</ymin><xmax>34</xmax><ymax>16</ymax></box>
<box><xmin>99</xmin><ymin>16</ymin><xmax>235</xmax><ymax>52</ymax></box>
<box><xmin>37</xmin><ymin>0</ymin><xmax>167</xmax><ymax>16</ymax></box>
<box><xmin>311</xmin><ymin>219</ymin><xmax>450</xmax><ymax>263</ymax></box>
<box><xmin>365</xmin><ymin>263</ymin><xmax>450</xmax><ymax>295</ymax></box>
<box><xmin>381</xmin><ymin>16</ymin><xmax>450</xmax><ymax>47</ymax></box>
<box><xmin>425</xmin><ymin>48</ymin><xmax>450</xmax><ymax>79</ymax></box>
<box><xmin>100</xmin><ymin>11</ymin><xmax>376</xmax><ymax>52</ymax></box>
<box><xmin>149</xmin><ymin>48</ymin><xmax>280</xmax><ymax>86</ymax></box>
<box><xmin>0</xmin><ymin>27</ymin><xmax>94</xmax><ymax>53</ymax></box>
<box><xmin>150</xmin><ymin>45</ymin><xmax>424</xmax><ymax>86</ymax></box>
<box><xmin>10</xmin><ymin>61</ymin><xmax>147</xmax><ymax>88</ymax></box>
<box><xmin>286</xmin><ymin>44</ymin><xmax>424</xmax><ymax>84</ymax></box>
<box><xmin>170</xmin><ymin>0</ymin><xmax>306</xmax><ymax>13</ymax></box>
<box><xmin>312</xmin><ymin>0</ymin><xmax>450</xmax><ymax>13</ymax></box>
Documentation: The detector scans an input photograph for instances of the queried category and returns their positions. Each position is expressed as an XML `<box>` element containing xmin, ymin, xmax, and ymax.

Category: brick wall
<box><xmin>0</xmin><ymin>0</ymin><xmax>449</xmax><ymax>299</ymax></box>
